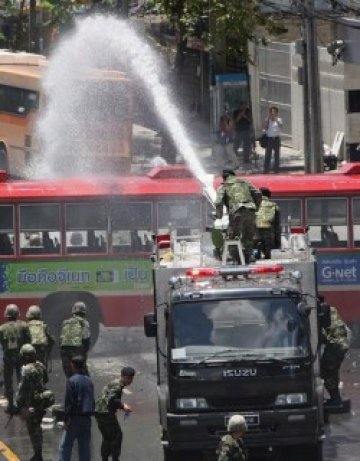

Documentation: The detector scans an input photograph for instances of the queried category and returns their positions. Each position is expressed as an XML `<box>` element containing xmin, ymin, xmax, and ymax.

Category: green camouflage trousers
<box><xmin>60</xmin><ymin>346</ymin><xmax>89</xmax><ymax>378</ymax></box>
<box><xmin>95</xmin><ymin>413</ymin><xmax>122</xmax><ymax>460</ymax></box>
<box><xmin>321</xmin><ymin>343</ymin><xmax>347</xmax><ymax>395</ymax></box>
<box><xmin>255</xmin><ymin>228</ymin><xmax>274</xmax><ymax>259</ymax></box>
<box><xmin>26</xmin><ymin>409</ymin><xmax>45</xmax><ymax>454</ymax></box>
<box><xmin>3</xmin><ymin>354</ymin><xmax>21</xmax><ymax>408</ymax></box>
<box><xmin>227</xmin><ymin>208</ymin><xmax>256</xmax><ymax>262</ymax></box>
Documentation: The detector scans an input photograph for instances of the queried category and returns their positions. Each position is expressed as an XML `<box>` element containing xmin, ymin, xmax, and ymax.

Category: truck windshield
<box><xmin>171</xmin><ymin>297</ymin><xmax>310</xmax><ymax>361</ymax></box>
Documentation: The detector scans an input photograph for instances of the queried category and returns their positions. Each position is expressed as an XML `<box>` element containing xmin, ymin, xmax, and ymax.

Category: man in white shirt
<box><xmin>264</xmin><ymin>106</ymin><xmax>283</xmax><ymax>173</ymax></box>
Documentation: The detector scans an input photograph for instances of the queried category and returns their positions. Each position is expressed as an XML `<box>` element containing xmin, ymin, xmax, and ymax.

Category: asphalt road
<box><xmin>0</xmin><ymin>326</ymin><xmax>359</xmax><ymax>461</ymax></box>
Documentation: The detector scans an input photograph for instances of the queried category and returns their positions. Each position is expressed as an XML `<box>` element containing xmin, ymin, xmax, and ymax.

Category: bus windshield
<box><xmin>171</xmin><ymin>297</ymin><xmax>310</xmax><ymax>361</ymax></box>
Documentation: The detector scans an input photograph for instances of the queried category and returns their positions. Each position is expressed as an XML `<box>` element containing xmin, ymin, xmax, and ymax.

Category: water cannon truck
<box><xmin>144</xmin><ymin>231</ymin><xmax>325</xmax><ymax>461</ymax></box>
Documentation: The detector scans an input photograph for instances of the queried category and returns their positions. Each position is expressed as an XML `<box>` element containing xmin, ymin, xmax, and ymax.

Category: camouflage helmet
<box><xmin>227</xmin><ymin>414</ymin><xmax>247</xmax><ymax>433</ymax></box>
<box><xmin>72</xmin><ymin>301</ymin><xmax>87</xmax><ymax>315</ymax></box>
<box><xmin>26</xmin><ymin>304</ymin><xmax>42</xmax><ymax>320</ymax></box>
<box><xmin>20</xmin><ymin>343</ymin><xmax>36</xmax><ymax>358</ymax></box>
<box><xmin>4</xmin><ymin>303</ymin><xmax>19</xmax><ymax>319</ymax></box>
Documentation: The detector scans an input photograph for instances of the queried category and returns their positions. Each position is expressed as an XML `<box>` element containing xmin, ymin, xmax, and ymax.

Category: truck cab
<box><xmin>145</xmin><ymin>235</ymin><xmax>324</xmax><ymax>461</ymax></box>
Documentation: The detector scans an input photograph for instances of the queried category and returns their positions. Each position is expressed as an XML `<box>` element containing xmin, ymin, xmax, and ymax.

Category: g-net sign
<box><xmin>317</xmin><ymin>255</ymin><xmax>359</xmax><ymax>285</ymax></box>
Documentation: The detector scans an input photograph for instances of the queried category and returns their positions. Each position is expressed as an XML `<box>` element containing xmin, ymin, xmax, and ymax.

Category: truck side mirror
<box><xmin>144</xmin><ymin>313</ymin><xmax>157</xmax><ymax>337</ymax></box>
<box><xmin>297</xmin><ymin>301</ymin><xmax>311</xmax><ymax>317</ymax></box>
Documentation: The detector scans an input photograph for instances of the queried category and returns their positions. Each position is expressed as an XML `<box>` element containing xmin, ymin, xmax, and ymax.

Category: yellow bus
<box><xmin>0</xmin><ymin>51</ymin><xmax>133</xmax><ymax>176</ymax></box>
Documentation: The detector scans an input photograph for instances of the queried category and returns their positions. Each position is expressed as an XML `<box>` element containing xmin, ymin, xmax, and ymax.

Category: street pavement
<box><xmin>0</xmin><ymin>327</ymin><xmax>360</xmax><ymax>460</ymax></box>
<box><xmin>131</xmin><ymin>115</ymin><xmax>305</xmax><ymax>176</ymax></box>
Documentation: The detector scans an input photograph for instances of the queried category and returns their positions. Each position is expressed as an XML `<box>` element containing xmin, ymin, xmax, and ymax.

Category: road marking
<box><xmin>0</xmin><ymin>441</ymin><xmax>20</xmax><ymax>461</ymax></box>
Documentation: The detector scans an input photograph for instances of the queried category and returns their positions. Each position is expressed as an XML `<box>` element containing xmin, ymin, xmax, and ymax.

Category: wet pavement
<box><xmin>0</xmin><ymin>327</ymin><xmax>359</xmax><ymax>460</ymax></box>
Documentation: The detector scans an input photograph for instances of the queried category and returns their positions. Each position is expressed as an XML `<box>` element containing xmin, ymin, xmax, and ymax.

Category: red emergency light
<box><xmin>290</xmin><ymin>226</ymin><xmax>308</xmax><ymax>234</ymax></box>
<box><xmin>156</xmin><ymin>234</ymin><xmax>171</xmax><ymax>249</ymax></box>
<box><xmin>185</xmin><ymin>265</ymin><xmax>284</xmax><ymax>279</ymax></box>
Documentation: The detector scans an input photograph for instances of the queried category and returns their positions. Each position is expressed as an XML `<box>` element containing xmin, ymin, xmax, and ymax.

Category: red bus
<box><xmin>0</xmin><ymin>166</ymin><xmax>207</xmax><ymax>345</ymax></box>
<box><xmin>1</xmin><ymin>163</ymin><xmax>360</xmax><ymax>344</ymax></box>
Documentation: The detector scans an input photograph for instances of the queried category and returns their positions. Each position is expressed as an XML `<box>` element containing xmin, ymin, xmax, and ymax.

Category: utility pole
<box><xmin>29</xmin><ymin>0</ymin><xmax>37</xmax><ymax>52</ymax></box>
<box><xmin>303</xmin><ymin>0</ymin><xmax>324</xmax><ymax>173</ymax></box>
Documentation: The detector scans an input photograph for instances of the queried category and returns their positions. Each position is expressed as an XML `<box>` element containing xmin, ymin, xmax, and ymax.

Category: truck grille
<box><xmin>208</xmin><ymin>396</ymin><xmax>274</xmax><ymax>410</ymax></box>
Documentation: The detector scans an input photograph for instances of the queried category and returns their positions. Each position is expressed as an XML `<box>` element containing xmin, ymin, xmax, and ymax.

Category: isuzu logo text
<box><xmin>223</xmin><ymin>369</ymin><xmax>257</xmax><ymax>377</ymax></box>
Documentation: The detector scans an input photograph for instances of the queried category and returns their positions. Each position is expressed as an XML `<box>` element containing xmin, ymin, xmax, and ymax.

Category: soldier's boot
<box><xmin>29</xmin><ymin>450</ymin><xmax>43</xmax><ymax>461</ymax></box>
<box><xmin>325</xmin><ymin>388</ymin><xmax>342</xmax><ymax>406</ymax></box>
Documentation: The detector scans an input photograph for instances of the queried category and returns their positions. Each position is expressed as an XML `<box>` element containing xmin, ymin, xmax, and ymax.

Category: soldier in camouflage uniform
<box><xmin>95</xmin><ymin>367</ymin><xmax>136</xmax><ymax>461</ymax></box>
<box><xmin>15</xmin><ymin>344</ymin><xmax>50</xmax><ymax>461</ymax></box>
<box><xmin>215</xmin><ymin>169</ymin><xmax>261</xmax><ymax>263</ymax></box>
<box><xmin>0</xmin><ymin>304</ymin><xmax>31</xmax><ymax>414</ymax></box>
<box><xmin>319</xmin><ymin>296</ymin><xmax>351</xmax><ymax>405</ymax></box>
<box><xmin>217</xmin><ymin>414</ymin><xmax>248</xmax><ymax>461</ymax></box>
<box><xmin>26</xmin><ymin>305</ymin><xmax>55</xmax><ymax>372</ymax></box>
<box><xmin>59</xmin><ymin>301</ymin><xmax>91</xmax><ymax>377</ymax></box>
<box><xmin>255</xmin><ymin>187</ymin><xmax>281</xmax><ymax>259</ymax></box>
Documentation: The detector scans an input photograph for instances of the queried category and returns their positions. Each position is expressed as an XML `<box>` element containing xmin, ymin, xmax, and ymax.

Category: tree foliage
<box><xmin>157</xmin><ymin>0</ymin><xmax>286</xmax><ymax>61</ymax></box>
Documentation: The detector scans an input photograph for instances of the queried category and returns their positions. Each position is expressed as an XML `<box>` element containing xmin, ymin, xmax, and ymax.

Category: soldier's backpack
<box><xmin>2</xmin><ymin>323</ymin><xmax>20</xmax><ymax>351</ymax></box>
<box><xmin>256</xmin><ymin>201</ymin><xmax>277</xmax><ymax>229</ymax></box>
<box><xmin>28</xmin><ymin>320</ymin><xmax>48</xmax><ymax>346</ymax></box>
<box><xmin>60</xmin><ymin>317</ymin><xmax>84</xmax><ymax>347</ymax></box>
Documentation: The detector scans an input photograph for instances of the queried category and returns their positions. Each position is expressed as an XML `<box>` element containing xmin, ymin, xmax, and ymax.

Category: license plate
<box><xmin>225</xmin><ymin>413</ymin><xmax>259</xmax><ymax>427</ymax></box>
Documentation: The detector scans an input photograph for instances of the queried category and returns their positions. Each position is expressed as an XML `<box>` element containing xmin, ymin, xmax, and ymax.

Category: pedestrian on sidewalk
<box><xmin>214</xmin><ymin>113</ymin><xmax>238</xmax><ymax>172</ymax></box>
<box><xmin>58</xmin><ymin>355</ymin><xmax>95</xmax><ymax>461</ymax></box>
<box><xmin>233</xmin><ymin>103</ymin><xmax>253</xmax><ymax>168</ymax></box>
<box><xmin>95</xmin><ymin>366</ymin><xmax>136</xmax><ymax>461</ymax></box>
<box><xmin>263</xmin><ymin>106</ymin><xmax>283</xmax><ymax>174</ymax></box>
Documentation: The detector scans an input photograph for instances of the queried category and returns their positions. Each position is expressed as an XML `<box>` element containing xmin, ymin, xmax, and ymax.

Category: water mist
<box><xmin>35</xmin><ymin>15</ymin><xmax>216</xmax><ymax>203</ymax></box>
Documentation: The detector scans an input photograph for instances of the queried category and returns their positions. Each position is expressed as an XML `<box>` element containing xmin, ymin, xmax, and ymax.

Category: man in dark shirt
<box><xmin>58</xmin><ymin>355</ymin><xmax>95</xmax><ymax>461</ymax></box>
<box><xmin>233</xmin><ymin>104</ymin><xmax>253</xmax><ymax>166</ymax></box>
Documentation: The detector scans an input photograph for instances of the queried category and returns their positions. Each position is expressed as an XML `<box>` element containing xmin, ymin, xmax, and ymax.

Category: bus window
<box><xmin>0</xmin><ymin>85</ymin><xmax>39</xmax><ymax>115</ymax></box>
<box><xmin>19</xmin><ymin>204</ymin><xmax>60</xmax><ymax>254</ymax></box>
<box><xmin>66</xmin><ymin>203</ymin><xmax>107</xmax><ymax>254</ymax></box>
<box><xmin>0</xmin><ymin>205</ymin><xmax>14</xmax><ymax>255</ymax></box>
<box><xmin>306</xmin><ymin>198</ymin><xmax>347</xmax><ymax>248</ymax></box>
<box><xmin>352</xmin><ymin>198</ymin><xmax>360</xmax><ymax>247</ymax></box>
<box><xmin>111</xmin><ymin>202</ymin><xmax>153</xmax><ymax>253</ymax></box>
<box><xmin>158</xmin><ymin>201</ymin><xmax>202</xmax><ymax>235</ymax></box>
<box><xmin>273</xmin><ymin>199</ymin><xmax>302</xmax><ymax>229</ymax></box>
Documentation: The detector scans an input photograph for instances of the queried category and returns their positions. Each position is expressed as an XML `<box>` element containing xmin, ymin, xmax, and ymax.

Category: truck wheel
<box><xmin>291</xmin><ymin>442</ymin><xmax>322</xmax><ymax>461</ymax></box>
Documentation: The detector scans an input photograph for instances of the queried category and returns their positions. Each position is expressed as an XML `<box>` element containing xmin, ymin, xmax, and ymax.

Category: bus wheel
<box><xmin>0</xmin><ymin>146</ymin><xmax>8</xmax><ymax>171</ymax></box>
<box><xmin>41</xmin><ymin>292</ymin><xmax>102</xmax><ymax>355</ymax></box>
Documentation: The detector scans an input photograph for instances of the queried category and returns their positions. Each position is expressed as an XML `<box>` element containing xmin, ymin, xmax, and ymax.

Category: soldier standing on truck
<box><xmin>215</xmin><ymin>169</ymin><xmax>261</xmax><ymax>264</ymax></box>
<box><xmin>255</xmin><ymin>187</ymin><xmax>281</xmax><ymax>259</ymax></box>
<box><xmin>0</xmin><ymin>304</ymin><xmax>31</xmax><ymax>415</ymax></box>
<box><xmin>26</xmin><ymin>305</ymin><xmax>55</xmax><ymax>373</ymax></box>
<box><xmin>59</xmin><ymin>302</ymin><xmax>91</xmax><ymax>377</ymax></box>
<box><xmin>217</xmin><ymin>414</ymin><xmax>248</xmax><ymax>461</ymax></box>
<box><xmin>319</xmin><ymin>296</ymin><xmax>351</xmax><ymax>406</ymax></box>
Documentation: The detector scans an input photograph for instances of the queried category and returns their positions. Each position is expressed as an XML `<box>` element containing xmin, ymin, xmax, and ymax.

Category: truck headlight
<box><xmin>275</xmin><ymin>393</ymin><xmax>308</xmax><ymax>406</ymax></box>
<box><xmin>176</xmin><ymin>398</ymin><xmax>208</xmax><ymax>409</ymax></box>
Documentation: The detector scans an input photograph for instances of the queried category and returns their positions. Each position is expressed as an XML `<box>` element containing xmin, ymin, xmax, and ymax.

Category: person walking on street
<box><xmin>217</xmin><ymin>414</ymin><xmax>248</xmax><ymax>461</ymax></box>
<box><xmin>95</xmin><ymin>366</ymin><xmax>136</xmax><ymax>461</ymax></box>
<box><xmin>26</xmin><ymin>305</ymin><xmax>55</xmax><ymax>373</ymax></box>
<box><xmin>0</xmin><ymin>303</ymin><xmax>31</xmax><ymax>414</ymax></box>
<box><xmin>58</xmin><ymin>355</ymin><xmax>95</xmax><ymax>461</ymax></box>
<box><xmin>59</xmin><ymin>301</ymin><xmax>91</xmax><ymax>377</ymax></box>
<box><xmin>319</xmin><ymin>296</ymin><xmax>351</xmax><ymax>406</ymax></box>
<box><xmin>255</xmin><ymin>187</ymin><xmax>281</xmax><ymax>259</ymax></box>
<box><xmin>215</xmin><ymin>169</ymin><xmax>261</xmax><ymax>264</ymax></box>
<box><xmin>263</xmin><ymin>106</ymin><xmax>282</xmax><ymax>173</ymax></box>
<box><xmin>15</xmin><ymin>343</ymin><xmax>54</xmax><ymax>461</ymax></box>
